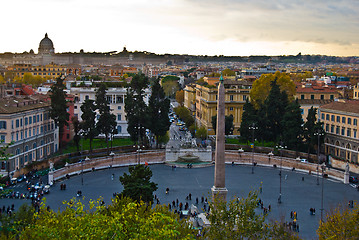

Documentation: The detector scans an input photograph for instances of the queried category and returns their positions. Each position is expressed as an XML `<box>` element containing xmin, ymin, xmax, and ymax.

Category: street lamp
<box><xmin>276</xmin><ymin>144</ymin><xmax>287</xmax><ymax>204</ymax></box>
<box><xmin>320</xmin><ymin>163</ymin><xmax>326</xmax><ymax>222</ymax></box>
<box><xmin>249</xmin><ymin>123</ymin><xmax>258</xmax><ymax>174</ymax></box>
<box><xmin>82</xmin><ymin>156</ymin><xmax>89</xmax><ymax>185</ymax></box>
<box><xmin>268</xmin><ymin>151</ymin><xmax>274</xmax><ymax>164</ymax></box>
<box><xmin>109</xmin><ymin>151</ymin><xmax>115</xmax><ymax>170</ymax></box>
<box><xmin>238</xmin><ymin>148</ymin><xmax>244</xmax><ymax>163</ymax></box>
<box><xmin>314</xmin><ymin>129</ymin><xmax>324</xmax><ymax>185</ymax></box>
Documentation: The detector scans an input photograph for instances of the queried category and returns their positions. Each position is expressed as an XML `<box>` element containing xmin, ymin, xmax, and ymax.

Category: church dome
<box><xmin>38</xmin><ymin>33</ymin><xmax>55</xmax><ymax>54</ymax></box>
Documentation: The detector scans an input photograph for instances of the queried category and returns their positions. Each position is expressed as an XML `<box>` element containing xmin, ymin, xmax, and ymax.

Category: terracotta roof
<box><xmin>0</xmin><ymin>95</ymin><xmax>50</xmax><ymax>114</ymax></box>
<box><xmin>320</xmin><ymin>100</ymin><xmax>359</xmax><ymax>114</ymax></box>
<box><xmin>298</xmin><ymin>99</ymin><xmax>333</xmax><ymax>105</ymax></box>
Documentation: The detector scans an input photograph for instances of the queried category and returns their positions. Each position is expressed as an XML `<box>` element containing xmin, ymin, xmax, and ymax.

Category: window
<box><xmin>243</xmin><ymin>95</ymin><xmax>247</xmax><ymax>101</ymax></box>
<box><xmin>11</xmin><ymin>133</ymin><xmax>14</xmax><ymax>141</ymax></box>
<box><xmin>321</xmin><ymin>113</ymin><xmax>324</xmax><ymax>120</ymax></box>
<box><xmin>25</xmin><ymin>131</ymin><xmax>27</xmax><ymax>138</ymax></box>
<box><xmin>116</xmin><ymin>96</ymin><xmax>123</xmax><ymax>104</ymax></box>
<box><xmin>16</xmin><ymin>132</ymin><xmax>19</xmax><ymax>141</ymax></box>
<box><xmin>341</xmin><ymin>127</ymin><xmax>345</xmax><ymax>136</ymax></box>
<box><xmin>325</xmin><ymin>124</ymin><xmax>329</xmax><ymax>132</ymax></box>
<box><xmin>342</xmin><ymin>117</ymin><xmax>346</xmax><ymax>124</ymax></box>
<box><xmin>331</xmin><ymin>115</ymin><xmax>334</xmax><ymax>121</ymax></box>
<box><xmin>347</xmin><ymin>128</ymin><xmax>351</xmax><ymax>137</ymax></box>
<box><xmin>348</xmin><ymin>118</ymin><xmax>352</xmax><ymax>125</ymax></box>
<box><xmin>311</xmin><ymin>95</ymin><xmax>314</xmax><ymax>99</ymax></box>
<box><xmin>16</xmin><ymin>119</ymin><xmax>19</xmax><ymax>128</ymax></box>
<box><xmin>25</xmin><ymin>117</ymin><xmax>28</xmax><ymax>125</ymax></box>
<box><xmin>29</xmin><ymin>129</ymin><xmax>31</xmax><ymax>137</ymax></box>
<box><xmin>230</xmin><ymin>95</ymin><xmax>234</xmax><ymax>101</ymax></box>
<box><xmin>330</xmin><ymin>95</ymin><xmax>334</xmax><ymax>100</ymax></box>
<box><xmin>29</xmin><ymin>117</ymin><xmax>32</xmax><ymax>124</ymax></box>
<box><xmin>106</xmin><ymin>96</ymin><xmax>112</xmax><ymax>104</ymax></box>
<box><xmin>117</xmin><ymin>106</ymin><xmax>122</xmax><ymax>110</ymax></box>
<box><xmin>21</xmin><ymin>131</ymin><xmax>23</xmax><ymax>140</ymax></box>
<box><xmin>37</xmin><ymin>115</ymin><xmax>39</xmax><ymax>122</ymax></box>
<box><xmin>354</xmin><ymin>119</ymin><xmax>358</xmax><ymax>126</ymax></box>
<box><xmin>0</xmin><ymin>135</ymin><xmax>5</xmax><ymax>142</ymax></box>
<box><xmin>41</xmin><ymin>126</ymin><xmax>43</xmax><ymax>133</ymax></box>
<box><xmin>74</xmin><ymin>106</ymin><xmax>77</xmax><ymax>109</ymax></box>
<box><xmin>321</xmin><ymin>95</ymin><xmax>324</xmax><ymax>100</ymax></box>
<box><xmin>117</xmin><ymin>114</ymin><xmax>122</xmax><ymax>121</ymax></box>
<box><xmin>336</xmin><ymin>116</ymin><xmax>340</xmax><ymax>123</ymax></box>
<box><xmin>326</xmin><ymin>114</ymin><xmax>329</xmax><ymax>120</ymax></box>
<box><xmin>117</xmin><ymin>125</ymin><xmax>122</xmax><ymax>133</ymax></box>
<box><xmin>20</xmin><ymin>119</ymin><xmax>22</xmax><ymax>127</ymax></box>
<box><xmin>40</xmin><ymin>114</ymin><xmax>42</xmax><ymax>121</ymax></box>
<box><xmin>11</xmin><ymin>120</ymin><xmax>13</xmax><ymax>129</ymax></box>
<box><xmin>336</xmin><ymin>126</ymin><xmax>340</xmax><ymax>134</ymax></box>
<box><xmin>331</xmin><ymin>125</ymin><xmax>334</xmax><ymax>133</ymax></box>
<box><xmin>230</xmin><ymin>107</ymin><xmax>234</xmax><ymax>111</ymax></box>
<box><xmin>0</xmin><ymin>121</ymin><xmax>6</xmax><ymax>129</ymax></box>
<box><xmin>354</xmin><ymin>130</ymin><xmax>357</xmax><ymax>138</ymax></box>
<box><xmin>33</xmin><ymin>116</ymin><xmax>36</xmax><ymax>123</ymax></box>
<box><xmin>301</xmin><ymin>95</ymin><xmax>304</xmax><ymax>99</ymax></box>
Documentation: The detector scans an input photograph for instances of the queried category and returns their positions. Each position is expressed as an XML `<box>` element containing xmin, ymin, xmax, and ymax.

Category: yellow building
<box><xmin>319</xmin><ymin>100</ymin><xmax>359</xmax><ymax>164</ymax></box>
<box><xmin>6</xmin><ymin>63</ymin><xmax>66</xmax><ymax>79</ymax></box>
<box><xmin>353</xmin><ymin>83</ymin><xmax>359</xmax><ymax>99</ymax></box>
<box><xmin>185</xmin><ymin>79</ymin><xmax>252</xmax><ymax>135</ymax></box>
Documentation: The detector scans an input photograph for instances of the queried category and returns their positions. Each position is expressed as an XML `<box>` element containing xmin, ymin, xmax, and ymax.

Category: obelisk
<box><xmin>211</xmin><ymin>74</ymin><xmax>228</xmax><ymax>201</ymax></box>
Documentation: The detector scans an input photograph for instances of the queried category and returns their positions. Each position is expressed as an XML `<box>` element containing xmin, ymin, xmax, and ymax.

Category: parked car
<box><xmin>349</xmin><ymin>176</ymin><xmax>358</xmax><ymax>183</ymax></box>
<box><xmin>300</xmin><ymin>159</ymin><xmax>307</xmax><ymax>163</ymax></box>
<box><xmin>43</xmin><ymin>185</ymin><xmax>50</xmax><ymax>194</ymax></box>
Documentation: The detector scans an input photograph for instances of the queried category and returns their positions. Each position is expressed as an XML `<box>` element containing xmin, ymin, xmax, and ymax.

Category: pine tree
<box><xmin>239</xmin><ymin>99</ymin><xmax>257</xmax><ymax>141</ymax></box>
<box><xmin>95</xmin><ymin>84</ymin><xmax>117</xmax><ymax>154</ymax></box>
<box><xmin>147</xmin><ymin>78</ymin><xmax>171</xmax><ymax>148</ymax></box>
<box><xmin>282</xmin><ymin>99</ymin><xmax>304</xmax><ymax>151</ymax></box>
<box><xmin>303</xmin><ymin>106</ymin><xmax>324</xmax><ymax>157</ymax></box>
<box><xmin>80</xmin><ymin>99</ymin><xmax>98</xmax><ymax>153</ymax></box>
<box><xmin>125</xmin><ymin>74</ymin><xmax>149</xmax><ymax>144</ymax></box>
<box><xmin>49</xmin><ymin>76</ymin><xmax>69</xmax><ymax>148</ymax></box>
<box><xmin>72</xmin><ymin>116</ymin><xmax>81</xmax><ymax>154</ymax></box>
<box><xmin>211</xmin><ymin>114</ymin><xmax>234</xmax><ymax>135</ymax></box>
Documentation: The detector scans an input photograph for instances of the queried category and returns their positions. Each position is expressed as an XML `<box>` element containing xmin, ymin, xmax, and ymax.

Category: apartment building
<box><xmin>185</xmin><ymin>79</ymin><xmax>252</xmax><ymax>135</ymax></box>
<box><xmin>6</xmin><ymin>63</ymin><xmax>66</xmax><ymax>78</ymax></box>
<box><xmin>70</xmin><ymin>86</ymin><xmax>151</xmax><ymax>137</ymax></box>
<box><xmin>0</xmin><ymin>95</ymin><xmax>59</xmax><ymax>174</ymax></box>
<box><xmin>319</xmin><ymin>100</ymin><xmax>359</xmax><ymax>164</ymax></box>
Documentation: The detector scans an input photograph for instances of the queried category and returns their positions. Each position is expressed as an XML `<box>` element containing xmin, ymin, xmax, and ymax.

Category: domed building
<box><xmin>38</xmin><ymin>33</ymin><xmax>55</xmax><ymax>55</ymax></box>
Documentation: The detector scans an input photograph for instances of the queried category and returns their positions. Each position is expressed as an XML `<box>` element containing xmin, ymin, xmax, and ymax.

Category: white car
<box><xmin>300</xmin><ymin>159</ymin><xmax>307</xmax><ymax>163</ymax></box>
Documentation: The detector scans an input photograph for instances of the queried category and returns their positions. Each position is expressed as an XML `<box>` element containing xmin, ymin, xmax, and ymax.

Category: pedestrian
<box><xmin>268</xmin><ymin>204</ymin><xmax>271</xmax><ymax>211</ymax></box>
<box><xmin>168</xmin><ymin>204</ymin><xmax>171</xmax><ymax>210</ymax></box>
<box><xmin>302</xmin><ymin>177</ymin><xmax>304</xmax><ymax>181</ymax></box>
<box><xmin>176</xmin><ymin>199</ymin><xmax>179</xmax><ymax>206</ymax></box>
<box><xmin>296</xmin><ymin>224</ymin><xmax>299</xmax><ymax>232</ymax></box>
<box><xmin>290</xmin><ymin>211</ymin><xmax>293</xmax><ymax>219</ymax></box>
<box><xmin>196</xmin><ymin>197</ymin><xmax>198</xmax><ymax>204</ymax></box>
<box><xmin>172</xmin><ymin>201</ymin><xmax>176</xmax><ymax>208</ymax></box>
<box><xmin>111</xmin><ymin>174</ymin><xmax>114</xmax><ymax>181</ymax></box>
<box><xmin>203</xmin><ymin>204</ymin><xmax>206</xmax><ymax>212</ymax></box>
<box><xmin>201</xmin><ymin>196</ymin><xmax>204</xmax><ymax>203</ymax></box>
<box><xmin>205</xmin><ymin>198</ymin><xmax>208</xmax><ymax>204</ymax></box>
<box><xmin>189</xmin><ymin>193</ymin><xmax>192</xmax><ymax>200</ymax></box>
<box><xmin>166</xmin><ymin>187</ymin><xmax>169</xmax><ymax>194</ymax></box>
<box><xmin>208</xmin><ymin>206</ymin><xmax>210</xmax><ymax>212</ymax></box>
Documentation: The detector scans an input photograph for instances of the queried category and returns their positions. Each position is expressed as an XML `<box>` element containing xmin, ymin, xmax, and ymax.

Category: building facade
<box><xmin>0</xmin><ymin>96</ymin><xmax>59</xmax><ymax>174</ymax></box>
<box><xmin>319</xmin><ymin>100</ymin><xmax>359</xmax><ymax>164</ymax></box>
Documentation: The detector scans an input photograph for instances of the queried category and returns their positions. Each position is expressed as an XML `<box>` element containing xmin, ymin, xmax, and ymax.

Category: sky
<box><xmin>1</xmin><ymin>0</ymin><xmax>359</xmax><ymax>56</ymax></box>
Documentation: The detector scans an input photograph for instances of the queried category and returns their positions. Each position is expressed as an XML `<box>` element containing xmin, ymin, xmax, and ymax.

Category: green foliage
<box><xmin>175</xmin><ymin>90</ymin><xmax>184</xmax><ymax>106</ymax></box>
<box><xmin>195</xmin><ymin>126</ymin><xmax>208</xmax><ymax>140</ymax></box>
<box><xmin>239</xmin><ymin>99</ymin><xmax>257</xmax><ymax>141</ymax></box>
<box><xmin>147</xmin><ymin>78</ymin><xmax>171</xmax><ymax>148</ymax></box>
<box><xmin>157</xmin><ymin>132</ymin><xmax>170</xmax><ymax>145</ymax></box>
<box><xmin>206</xmin><ymin>191</ymin><xmax>300</xmax><ymax>239</ymax></box>
<box><xmin>125</xmin><ymin>74</ymin><xmax>149</xmax><ymax>143</ymax></box>
<box><xmin>80</xmin><ymin>99</ymin><xmax>98</xmax><ymax>153</ymax></box>
<box><xmin>303</xmin><ymin>107</ymin><xmax>324</xmax><ymax>154</ymax></box>
<box><xmin>211</xmin><ymin>114</ymin><xmax>234</xmax><ymax>135</ymax></box>
<box><xmin>222</xmin><ymin>68</ymin><xmax>235</xmax><ymax>76</ymax></box>
<box><xmin>95</xmin><ymin>83</ymin><xmax>117</xmax><ymax>154</ymax></box>
<box><xmin>317</xmin><ymin>202</ymin><xmax>359</xmax><ymax>240</ymax></box>
<box><xmin>71</xmin><ymin>116</ymin><xmax>81</xmax><ymax>153</ymax></box>
<box><xmin>161</xmin><ymin>75</ymin><xmax>179</xmax><ymax>84</ymax></box>
<box><xmin>119</xmin><ymin>165</ymin><xmax>158</xmax><ymax>203</ymax></box>
<box><xmin>162</xmin><ymin>80</ymin><xmax>179</xmax><ymax>98</ymax></box>
<box><xmin>49</xmin><ymin>76</ymin><xmax>69</xmax><ymax>146</ymax></box>
<box><xmin>19</xmin><ymin>197</ymin><xmax>194</xmax><ymax>239</ymax></box>
<box><xmin>282</xmin><ymin>99</ymin><xmax>304</xmax><ymax>151</ymax></box>
<box><xmin>174</xmin><ymin>106</ymin><xmax>194</xmax><ymax>128</ymax></box>
<box><xmin>250</xmin><ymin>71</ymin><xmax>295</xmax><ymax>109</ymax></box>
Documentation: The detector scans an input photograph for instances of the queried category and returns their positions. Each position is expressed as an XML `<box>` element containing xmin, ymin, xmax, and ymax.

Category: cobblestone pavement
<box><xmin>1</xmin><ymin>164</ymin><xmax>358</xmax><ymax>239</ymax></box>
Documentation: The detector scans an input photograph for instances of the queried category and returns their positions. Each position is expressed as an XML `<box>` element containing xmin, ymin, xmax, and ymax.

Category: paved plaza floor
<box><xmin>1</xmin><ymin>163</ymin><xmax>358</xmax><ymax>239</ymax></box>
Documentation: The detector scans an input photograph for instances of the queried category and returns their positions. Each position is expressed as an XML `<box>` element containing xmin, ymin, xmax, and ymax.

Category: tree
<box><xmin>281</xmin><ymin>99</ymin><xmax>304</xmax><ymax>151</ymax></box>
<box><xmin>49</xmin><ymin>76</ymin><xmax>69</xmax><ymax>148</ymax></box>
<box><xmin>317</xmin><ymin>202</ymin><xmax>359</xmax><ymax>239</ymax></box>
<box><xmin>19</xmin><ymin>197</ymin><xmax>194</xmax><ymax>239</ymax></box>
<box><xmin>206</xmin><ymin>191</ymin><xmax>300</xmax><ymax>239</ymax></box>
<box><xmin>250</xmin><ymin>71</ymin><xmax>295</xmax><ymax>109</ymax></box>
<box><xmin>195</xmin><ymin>126</ymin><xmax>208</xmax><ymax>140</ymax></box>
<box><xmin>174</xmin><ymin>106</ymin><xmax>194</xmax><ymax>129</ymax></box>
<box><xmin>147</xmin><ymin>78</ymin><xmax>171</xmax><ymax>148</ymax></box>
<box><xmin>175</xmin><ymin>90</ymin><xmax>184</xmax><ymax>106</ymax></box>
<box><xmin>125</xmin><ymin>74</ymin><xmax>149</xmax><ymax>144</ymax></box>
<box><xmin>211</xmin><ymin>114</ymin><xmax>234</xmax><ymax>135</ymax></box>
<box><xmin>0</xmin><ymin>75</ymin><xmax>5</xmax><ymax>84</ymax></box>
<box><xmin>119</xmin><ymin>164</ymin><xmax>158</xmax><ymax>203</ymax></box>
<box><xmin>222</xmin><ymin>68</ymin><xmax>235</xmax><ymax>76</ymax></box>
<box><xmin>261</xmin><ymin>80</ymin><xmax>288</xmax><ymax>142</ymax></box>
<box><xmin>72</xmin><ymin>116</ymin><xmax>81</xmax><ymax>154</ymax></box>
<box><xmin>162</xmin><ymin>80</ymin><xmax>179</xmax><ymax>98</ymax></box>
<box><xmin>239</xmin><ymin>99</ymin><xmax>257</xmax><ymax>141</ymax></box>
<box><xmin>303</xmin><ymin>107</ymin><xmax>324</xmax><ymax>157</ymax></box>
<box><xmin>80</xmin><ymin>99</ymin><xmax>98</xmax><ymax>153</ymax></box>
<box><xmin>95</xmin><ymin>84</ymin><xmax>117</xmax><ymax>154</ymax></box>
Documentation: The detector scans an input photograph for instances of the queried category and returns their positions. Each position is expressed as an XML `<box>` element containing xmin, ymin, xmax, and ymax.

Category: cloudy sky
<box><xmin>1</xmin><ymin>0</ymin><xmax>359</xmax><ymax>56</ymax></box>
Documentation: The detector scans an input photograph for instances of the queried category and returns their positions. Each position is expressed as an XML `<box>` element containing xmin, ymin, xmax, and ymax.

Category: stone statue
<box><xmin>345</xmin><ymin>162</ymin><xmax>350</xmax><ymax>174</ymax></box>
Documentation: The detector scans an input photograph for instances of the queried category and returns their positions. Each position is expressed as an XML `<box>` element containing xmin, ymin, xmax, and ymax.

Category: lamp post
<box><xmin>276</xmin><ymin>144</ymin><xmax>286</xmax><ymax>204</ymax></box>
<box><xmin>268</xmin><ymin>151</ymin><xmax>274</xmax><ymax>164</ymax></box>
<box><xmin>238</xmin><ymin>148</ymin><xmax>244</xmax><ymax>163</ymax></box>
<box><xmin>109</xmin><ymin>151</ymin><xmax>115</xmax><ymax>170</ymax></box>
<box><xmin>320</xmin><ymin>163</ymin><xmax>326</xmax><ymax>222</ymax></box>
<box><xmin>314</xmin><ymin>129</ymin><xmax>324</xmax><ymax>185</ymax></box>
<box><xmin>249</xmin><ymin>123</ymin><xmax>258</xmax><ymax>174</ymax></box>
<box><xmin>82</xmin><ymin>156</ymin><xmax>89</xmax><ymax>185</ymax></box>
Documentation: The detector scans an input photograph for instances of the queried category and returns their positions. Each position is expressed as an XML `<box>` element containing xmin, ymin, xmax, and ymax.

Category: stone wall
<box><xmin>53</xmin><ymin>150</ymin><xmax>165</xmax><ymax>180</ymax></box>
<box><xmin>329</xmin><ymin>156</ymin><xmax>359</xmax><ymax>174</ymax></box>
<box><xmin>165</xmin><ymin>147</ymin><xmax>212</xmax><ymax>162</ymax></box>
